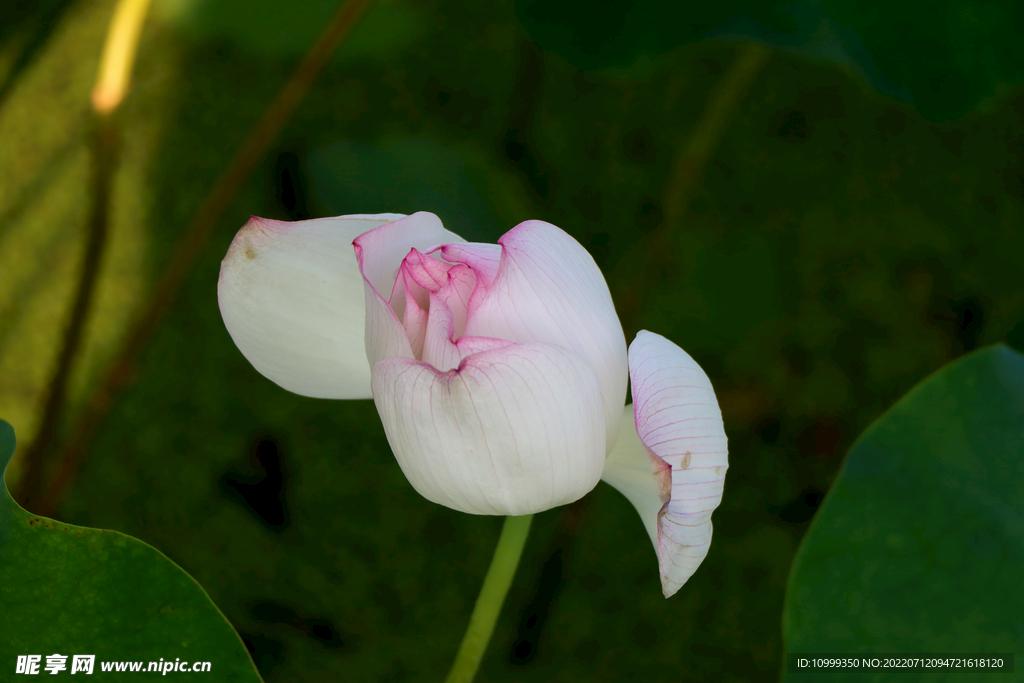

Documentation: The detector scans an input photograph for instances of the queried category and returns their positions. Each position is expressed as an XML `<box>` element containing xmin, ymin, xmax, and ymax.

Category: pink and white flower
<box><xmin>217</xmin><ymin>211</ymin><xmax>728</xmax><ymax>596</ymax></box>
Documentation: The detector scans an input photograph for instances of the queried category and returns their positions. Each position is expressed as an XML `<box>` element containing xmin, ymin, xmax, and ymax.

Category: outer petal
<box><xmin>461</xmin><ymin>221</ymin><xmax>628</xmax><ymax>450</ymax></box>
<box><xmin>601</xmin><ymin>331</ymin><xmax>728</xmax><ymax>597</ymax></box>
<box><xmin>371</xmin><ymin>342</ymin><xmax>607</xmax><ymax>515</ymax></box>
<box><xmin>353</xmin><ymin>212</ymin><xmax>465</xmax><ymax>367</ymax></box>
<box><xmin>218</xmin><ymin>214</ymin><xmax>403</xmax><ymax>399</ymax></box>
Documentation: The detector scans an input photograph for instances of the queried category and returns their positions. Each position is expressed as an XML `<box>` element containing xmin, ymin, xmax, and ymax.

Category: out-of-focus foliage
<box><xmin>155</xmin><ymin>0</ymin><xmax>425</xmax><ymax>61</ymax></box>
<box><xmin>1</xmin><ymin>0</ymin><xmax>1022</xmax><ymax>680</ymax></box>
<box><xmin>0</xmin><ymin>0</ymin><xmax>152</xmax><ymax>479</ymax></box>
<box><xmin>0</xmin><ymin>420</ymin><xmax>263</xmax><ymax>681</ymax></box>
<box><xmin>515</xmin><ymin>0</ymin><xmax>1024</xmax><ymax>121</ymax></box>
<box><xmin>783</xmin><ymin>345</ymin><xmax>1024</xmax><ymax>680</ymax></box>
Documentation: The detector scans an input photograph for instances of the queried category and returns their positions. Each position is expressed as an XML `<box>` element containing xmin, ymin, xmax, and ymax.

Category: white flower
<box><xmin>218</xmin><ymin>212</ymin><xmax>728</xmax><ymax>596</ymax></box>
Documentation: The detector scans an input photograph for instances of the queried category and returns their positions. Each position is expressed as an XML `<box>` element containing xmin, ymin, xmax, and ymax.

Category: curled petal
<box><xmin>436</xmin><ymin>263</ymin><xmax>476</xmax><ymax>338</ymax></box>
<box><xmin>421</xmin><ymin>292</ymin><xmax>461</xmax><ymax>371</ymax></box>
<box><xmin>461</xmin><ymin>221</ymin><xmax>628</xmax><ymax>450</ymax></box>
<box><xmin>439</xmin><ymin>242</ymin><xmax>502</xmax><ymax>290</ymax></box>
<box><xmin>371</xmin><ymin>343</ymin><xmax>608</xmax><ymax>515</ymax></box>
<box><xmin>601</xmin><ymin>331</ymin><xmax>728</xmax><ymax>597</ymax></box>
<box><xmin>355</xmin><ymin>212</ymin><xmax>462</xmax><ymax>296</ymax></box>
<box><xmin>400</xmin><ymin>266</ymin><xmax>428</xmax><ymax>359</ymax></box>
<box><xmin>217</xmin><ymin>214</ymin><xmax>402</xmax><ymax>399</ymax></box>
<box><xmin>399</xmin><ymin>250</ymin><xmax>476</xmax><ymax>346</ymax></box>
<box><xmin>353</xmin><ymin>212</ymin><xmax>465</xmax><ymax>367</ymax></box>
<box><xmin>402</xmin><ymin>246</ymin><xmax>452</xmax><ymax>293</ymax></box>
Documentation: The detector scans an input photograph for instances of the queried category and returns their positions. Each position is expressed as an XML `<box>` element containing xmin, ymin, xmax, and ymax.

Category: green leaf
<box><xmin>514</xmin><ymin>0</ymin><xmax>1024</xmax><ymax>121</ymax></box>
<box><xmin>783</xmin><ymin>345</ymin><xmax>1024</xmax><ymax>678</ymax></box>
<box><xmin>0</xmin><ymin>420</ymin><xmax>263</xmax><ymax>681</ymax></box>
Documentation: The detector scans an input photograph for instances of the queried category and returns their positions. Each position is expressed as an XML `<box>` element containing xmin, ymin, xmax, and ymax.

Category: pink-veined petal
<box><xmin>371</xmin><ymin>342</ymin><xmax>607</xmax><ymax>515</ymax></box>
<box><xmin>421</xmin><ymin>292</ymin><xmax>461</xmax><ymax>371</ymax></box>
<box><xmin>403</xmin><ymin>247</ymin><xmax>452</xmax><ymax>292</ymax></box>
<box><xmin>439</xmin><ymin>242</ymin><xmax>502</xmax><ymax>290</ymax></box>
<box><xmin>401</xmin><ymin>269</ymin><xmax>428</xmax><ymax>360</ymax></box>
<box><xmin>353</xmin><ymin>212</ymin><xmax>465</xmax><ymax>367</ymax></box>
<box><xmin>455</xmin><ymin>336</ymin><xmax>515</xmax><ymax>356</ymax></box>
<box><xmin>436</xmin><ymin>263</ymin><xmax>476</xmax><ymax>338</ymax></box>
<box><xmin>601</xmin><ymin>331</ymin><xmax>728</xmax><ymax>597</ymax></box>
<box><xmin>461</xmin><ymin>221</ymin><xmax>628</xmax><ymax>450</ymax></box>
<box><xmin>217</xmin><ymin>214</ymin><xmax>402</xmax><ymax>399</ymax></box>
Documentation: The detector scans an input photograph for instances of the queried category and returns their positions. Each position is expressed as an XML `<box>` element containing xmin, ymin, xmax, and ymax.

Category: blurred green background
<box><xmin>1</xmin><ymin>0</ymin><xmax>1022</xmax><ymax>680</ymax></box>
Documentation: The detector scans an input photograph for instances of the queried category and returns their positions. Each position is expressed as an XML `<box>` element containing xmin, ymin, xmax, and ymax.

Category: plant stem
<box><xmin>91</xmin><ymin>0</ymin><xmax>153</xmax><ymax>114</ymax></box>
<box><xmin>16</xmin><ymin>112</ymin><xmax>118</xmax><ymax>512</ymax></box>
<box><xmin>13</xmin><ymin>0</ymin><xmax>149</xmax><ymax>512</ymax></box>
<box><xmin>445</xmin><ymin>514</ymin><xmax>533</xmax><ymax>683</ymax></box>
<box><xmin>34</xmin><ymin>0</ymin><xmax>375</xmax><ymax>518</ymax></box>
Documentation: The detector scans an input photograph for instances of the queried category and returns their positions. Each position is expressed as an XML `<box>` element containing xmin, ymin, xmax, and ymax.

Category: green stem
<box><xmin>445</xmin><ymin>514</ymin><xmax>533</xmax><ymax>683</ymax></box>
<box><xmin>36</xmin><ymin>0</ymin><xmax>376</xmax><ymax>518</ymax></box>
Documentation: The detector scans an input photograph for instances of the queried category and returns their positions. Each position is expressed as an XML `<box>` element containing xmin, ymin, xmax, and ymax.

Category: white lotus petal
<box><xmin>217</xmin><ymin>214</ymin><xmax>402</xmax><ymax>399</ymax></box>
<box><xmin>353</xmin><ymin>212</ymin><xmax>465</xmax><ymax>367</ymax></box>
<box><xmin>602</xmin><ymin>331</ymin><xmax>728</xmax><ymax>597</ymax></box>
<box><xmin>371</xmin><ymin>342</ymin><xmax>607</xmax><ymax>515</ymax></box>
<box><xmin>601</xmin><ymin>405</ymin><xmax>663</xmax><ymax>548</ymax></box>
<box><xmin>460</xmin><ymin>221</ymin><xmax>628</xmax><ymax>450</ymax></box>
